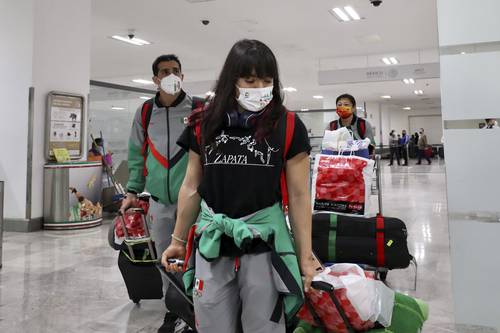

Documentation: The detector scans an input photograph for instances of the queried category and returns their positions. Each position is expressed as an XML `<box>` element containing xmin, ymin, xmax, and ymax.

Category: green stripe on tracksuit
<box><xmin>183</xmin><ymin>202</ymin><xmax>304</xmax><ymax>327</ymax></box>
<box><xmin>127</xmin><ymin>141</ymin><xmax>188</xmax><ymax>205</ymax></box>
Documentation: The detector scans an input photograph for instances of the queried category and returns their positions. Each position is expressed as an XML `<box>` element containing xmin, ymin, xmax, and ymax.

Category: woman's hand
<box><xmin>299</xmin><ymin>253</ymin><xmax>321</xmax><ymax>293</ymax></box>
<box><xmin>161</xmin><ymin>242</ymin><xmax>187</xmax><ymax>273</ymax></box>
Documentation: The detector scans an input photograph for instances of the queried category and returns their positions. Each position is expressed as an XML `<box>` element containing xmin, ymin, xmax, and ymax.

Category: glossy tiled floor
<box><xmin>0</xmin><ymin>160</ymin><xmax>456</xmax><ymax>332</ymax></box>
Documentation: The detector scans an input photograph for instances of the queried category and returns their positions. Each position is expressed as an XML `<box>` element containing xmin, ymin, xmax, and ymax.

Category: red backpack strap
<box><xmin>280</xmin><ymin>112</ymin><xmax>296</xmax><ymax>210</ymax></box>
<box><xmin>357</xmin><ymin>118</ymin><xmax>366</xmax><ymax>138</ymax></box>
<box><xmin>195</xmin><ymin>123</ymin><xmax>202</xmax><ymax>146</ymax></box>
<box><xmin>329</xmin><ymin>120</ymin><xmax>338</xmax><ymax>131</ymax></box>
<box><xmin>140</xmin><ymin>100</ymin><xmax>153</xmax><ymax>176</ymax></box>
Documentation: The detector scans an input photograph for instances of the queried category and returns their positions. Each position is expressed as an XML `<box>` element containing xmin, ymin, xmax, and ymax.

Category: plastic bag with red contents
<box><xmin>312</xmin><ymin>154</ymin><xmax>374</xmax><ymax>217</ymax></box>
<box><xmin>114</xmin><ymin>199</ymin><xmax>150</xmax><ymax>241</ymax></box>
<box><xmin>297</xmin><ymin>264</ymin><xmax>395</xmax><ymax>333</ymax></box>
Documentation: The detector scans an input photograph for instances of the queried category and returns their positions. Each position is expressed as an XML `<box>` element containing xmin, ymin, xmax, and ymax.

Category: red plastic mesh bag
<box><xmin>297</xmin><ymin>267</ymin><xmax>376</xmax><ymax>333</ymax></box>
<box><xmin>114</xmin><ymin>200</ymin><xmax>149</xmax><ymax>238</ymax></box>
<box><xmin>312</xmin><ymin>154</ymin><xmax>374</xmax><ymax>216</ymax></box>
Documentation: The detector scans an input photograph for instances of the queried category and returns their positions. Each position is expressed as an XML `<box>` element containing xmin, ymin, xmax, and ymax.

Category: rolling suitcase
<box><xmin>114</xmin><ymin>208</ymin><xmax>163</xmax><ymax>304</ymax></box>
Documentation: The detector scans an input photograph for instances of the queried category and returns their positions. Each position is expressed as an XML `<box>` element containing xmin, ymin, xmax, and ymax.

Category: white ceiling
<box><xmin>91</xmin><ymin>0</ymin><xmax>440</xmax><ymax>110</ymax></box>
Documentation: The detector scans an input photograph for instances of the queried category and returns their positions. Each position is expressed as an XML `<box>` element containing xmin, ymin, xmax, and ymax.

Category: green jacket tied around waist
<box><xmin>183</xmin><ymin>201</ymin><xmax>304</xmax><ymax>323</ymax></box>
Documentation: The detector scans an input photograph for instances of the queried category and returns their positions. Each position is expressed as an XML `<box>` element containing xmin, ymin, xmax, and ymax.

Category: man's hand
<box><xmin>120</xmin><ymin>193</ymin><xmax>137</xmax><ymax>214</ymax></box>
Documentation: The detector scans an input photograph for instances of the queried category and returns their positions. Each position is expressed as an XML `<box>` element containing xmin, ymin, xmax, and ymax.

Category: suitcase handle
<box><xmin>310</xmin><ymin>281</ymin><xmax>356</xmax><ymax>333</ymax></box>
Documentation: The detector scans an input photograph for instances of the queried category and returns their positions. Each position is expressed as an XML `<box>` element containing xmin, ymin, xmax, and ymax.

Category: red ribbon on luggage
<box><xmin>376</xmin><ymin>214</ymin><xmax>385</xmax><ymax>267</ymax></box>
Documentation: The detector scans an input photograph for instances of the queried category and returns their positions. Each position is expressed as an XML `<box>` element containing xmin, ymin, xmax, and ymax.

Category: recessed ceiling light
<box><xmin>283</xmin><ymin>87</ymin><xmax>297</xmax><ymax>92</ymax></box>
<box><xmin>461</xmin><ymin>51</ymin><xmax>467</xmax><ymax>55</ymax></box>
<box><xmin>313</xmin><ymin>95</ymin><xmax>324</xmax><ymax>99</ymax></box>
<box><xmin>139</xmin><ymin>96</ymin><xmax>151</xmax><ymax>100</ymax></box>
<box><xmin>111</xmin><ymin>106</ymin><xmax>125</xmax><ymax>110</ymax></box>
<box><xmin>414</xmin><ymin>90</ymin><xmax>424</xmax><ymax>95</ymax></box>
<box><xmin>332</xmin><ymin>8</ymin><xmax>351</xmax><ymax>21</ymax></box>
<box><xmin>343</xmin><ymin>6</ymin><xmax>361</xmax><ymax>20</ymax></box>
<box><xmin>381</xmin><ymin>95</ymin><xmax>392</xmax><ymax>99</ymax></box>
<box><xmin>132</xmin><ymin>79</ymin><xmax>155</xmax><ymax>85</ymax></box>
<box><xmin>111</xmin><ymin>35</ymin><xmax>151</xmax><ymax>46</ymax></box>
<box><xmin>389</xmin><ymin>57</ymin><xmax>399</xmax><ymax>64</ymax></box>
<box><xmin>300</xmin><ymin>108</ymin><xmax>310</xmax><ymax>111</ymax></box>
<box><xmin>381</xmin><ymin>57</ymin><xmax>392</xmax><ymax>65</ymax></box>
<box><xmin>403</xmin><ymin>107</ymin><xmax>412</xmax><ymax>110</ymax></box>
<box><xmin>403</xmin><ymin>78</ymin><xmax>415</xmax><ymax>85</ymax></box>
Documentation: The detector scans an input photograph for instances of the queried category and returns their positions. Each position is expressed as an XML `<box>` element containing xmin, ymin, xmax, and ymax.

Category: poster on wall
<box><xmin>46</xmin><ymin>92</ymin><xmax>85</xmax><ymax>160</ymax></box>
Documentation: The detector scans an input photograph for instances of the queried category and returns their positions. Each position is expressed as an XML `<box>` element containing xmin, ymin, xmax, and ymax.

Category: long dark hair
<box><xmin>201</xmin><ymin>39</ymin><xmax>284</xmax><ymax>145</ymax></box>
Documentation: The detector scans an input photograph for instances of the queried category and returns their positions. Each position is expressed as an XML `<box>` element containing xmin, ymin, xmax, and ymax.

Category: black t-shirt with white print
<box><xmin>177</xmin><ymin>112</ymin><xmax>311</xmax><ymax>219</ymax></box>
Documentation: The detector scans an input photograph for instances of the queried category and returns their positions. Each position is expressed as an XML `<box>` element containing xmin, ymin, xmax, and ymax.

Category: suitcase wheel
<box><xmin>379</xmin><ymin>271</ymin><xmax>388</xmax><ymax>281</ymax></box>
<box><xmin>132</xmin><ymin>298</ymin><xmax>141</xmax><ymax>304</ymax></box>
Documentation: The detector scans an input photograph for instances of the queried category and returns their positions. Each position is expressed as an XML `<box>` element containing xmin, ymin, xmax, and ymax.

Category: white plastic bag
<box><xmin>322</xmin><ymin>128</ymin><xmax>353</xmax><ymax>151</ymax></box>
<box><xmin>312</xmin><ymin>263</ymin><xmax>395</xmax><ymax>327</ymax></box>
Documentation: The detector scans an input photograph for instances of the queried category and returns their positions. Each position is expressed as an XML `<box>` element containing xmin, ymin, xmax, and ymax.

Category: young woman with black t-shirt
<box><xmin>161</xmin><ymin>39</ymin><xmax>316</xmax><ymax>333</ymax></box>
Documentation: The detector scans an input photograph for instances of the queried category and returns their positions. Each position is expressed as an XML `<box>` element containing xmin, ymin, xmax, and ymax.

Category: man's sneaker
<box><xmin>158</xmin><ymin>312</ymin><xmax>178</xmax><ymax>333</ymax></box>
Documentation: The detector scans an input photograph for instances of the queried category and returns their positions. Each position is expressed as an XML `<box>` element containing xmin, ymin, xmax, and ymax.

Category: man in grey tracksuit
<box><xmin>121</xmin><ymin>54</ymin><xmax>193</xmax><ymax>333</ymax></box>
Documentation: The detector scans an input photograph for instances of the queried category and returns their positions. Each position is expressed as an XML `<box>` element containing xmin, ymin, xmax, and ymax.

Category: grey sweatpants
<box><xmin>193</xmin><ymin>251</ymin><xmax>286</xmax><ymax>333</ymax></box>
<box><xmin>149</xmin><ymin>199</ymin><xmax>193</xmax><ymax>323</ymax></box>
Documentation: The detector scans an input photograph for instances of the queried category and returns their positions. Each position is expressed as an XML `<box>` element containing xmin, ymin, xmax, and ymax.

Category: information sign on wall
<box><xmin>46</xmin><ymin>92</ymin><xmax>85</xmax><ymax>160</ymax></box>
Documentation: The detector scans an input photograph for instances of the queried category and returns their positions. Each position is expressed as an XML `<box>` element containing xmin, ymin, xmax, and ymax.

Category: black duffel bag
<box><xmin>312</xmin><ymin>213</ymin><xmax>412</xmax><ymax>269</ymax></box>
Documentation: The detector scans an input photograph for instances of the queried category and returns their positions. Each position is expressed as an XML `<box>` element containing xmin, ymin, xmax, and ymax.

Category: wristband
<box><xmin>171</xmin><ymin>234</ymin><xmax>187</xmax><ymax>244</ymax></box>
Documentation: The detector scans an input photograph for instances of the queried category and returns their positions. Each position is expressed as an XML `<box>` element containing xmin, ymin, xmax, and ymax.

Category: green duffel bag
<box><xmin>293</xmin><ymin>292</ymin><xmax>428</xmax><ymax>333</ymax></box>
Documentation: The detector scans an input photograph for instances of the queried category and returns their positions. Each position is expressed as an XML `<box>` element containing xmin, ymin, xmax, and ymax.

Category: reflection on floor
<box><xmin>0</xmin><ymin>161</ymin><xmax>456</xmax><ymax>332</ymax></box>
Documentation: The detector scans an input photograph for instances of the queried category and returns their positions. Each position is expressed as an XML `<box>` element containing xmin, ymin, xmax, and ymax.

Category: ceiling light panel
<box><xmin>381</xmin><ymin>95</ymin><xmax>392</xmax><ymax>99</ymax></box>
<box><xmin>132</xmin><ymin>79</ymin><xmax>155</xmax><ymax>85</ymax></box>
<box><xmin>381</xmin><ymin>57</ymin><xmax>399</xmax><ymax>65</ymax></box>
<box><xmin>111</xmin><ymin>35</ymin><xmax>151</xmax><ymax>46</ymax></box>
<box><xmin>283</xmin><ymin>87</ymin><xmax>297</xmax><ymax>92</ymax></box>
<box><xmin>381</xmin><ymin>57</ymin><xmax>392</xmax><ymax>65</ymax></box>
<box><xmin>343</xmin><ymin>6</ymin><xmax>361</xmax><ymax>20</ymax></box>
<box><xmin>313</xmin><ymin>95</ymin><xmax>324</xmax><ymax>99</ymax></box>
<box><xmin>330</xmin><ymin>6</ymin><xmax>362</xmax><ymax>22</ymax></box>
<box><xmin>332</xmin><ymin>8</ymin><xmax>350</xmax><ymax>21</ymax></box>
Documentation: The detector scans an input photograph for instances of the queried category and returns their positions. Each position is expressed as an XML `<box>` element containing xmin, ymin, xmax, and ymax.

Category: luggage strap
<box><xmin>328</xmin><ymin>214</ymin><xmax>337</xmax><ymax>261</ymax></box>
<box><xmin>376</xmin><ymin>214</ymin><xmax>385</xmax><ymax>267</ymax></box>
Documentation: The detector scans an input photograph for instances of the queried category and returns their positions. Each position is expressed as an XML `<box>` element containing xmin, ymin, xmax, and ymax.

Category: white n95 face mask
<box><xmin>160</xmin><ymin>74</ymin><xmax>182</xmax><ymax>95</ymax></box>
<box><xmin>236</xmin><ymin>86</ymin><xmax>274</xmax><ymax>112</ymax></box>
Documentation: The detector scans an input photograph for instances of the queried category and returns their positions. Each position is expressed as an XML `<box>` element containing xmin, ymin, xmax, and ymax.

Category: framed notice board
<box><xmin>45</xmin><ymin>91</ymin><xmax>86</xmax><ymax>160</ymax></box>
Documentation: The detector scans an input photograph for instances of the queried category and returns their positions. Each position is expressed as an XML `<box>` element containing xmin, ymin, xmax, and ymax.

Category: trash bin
<box><xmin>0</xmin><ymin>181</ymin><xmax>4</xmax><ymax>269</ymax></box>
<box><xmin>43</xmin><ymin>162</ymin><xmax>103</xmax><ymax>230</ymax></box>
